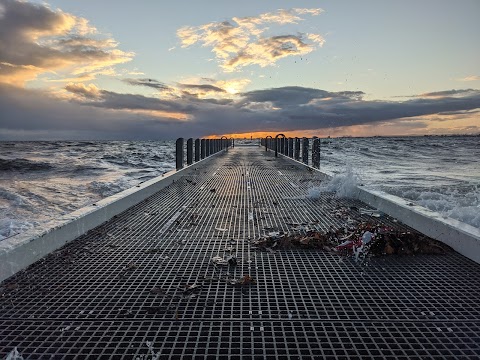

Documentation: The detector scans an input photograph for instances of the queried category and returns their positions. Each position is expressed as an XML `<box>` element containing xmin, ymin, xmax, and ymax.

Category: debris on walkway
<box><xmin>229</xmin><ymin>275</ymin><xmax>255</xmax><ymax>286</ymax></box>
<box><xmin>211</xmin><ymin>255</ymin><xmax>237</xmax><ymax>267</ymax></box>
<box><xmin>252</xmin><ymin>222</ymin><xmax>452</xmax><ymax>258</ymax></box>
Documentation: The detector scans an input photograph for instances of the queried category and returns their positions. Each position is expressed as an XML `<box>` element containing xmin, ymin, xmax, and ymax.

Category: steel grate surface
<box><xmin>1</xmin><ymin>147</ymin><xmax>480</xmax><ymax>359</ymax></box>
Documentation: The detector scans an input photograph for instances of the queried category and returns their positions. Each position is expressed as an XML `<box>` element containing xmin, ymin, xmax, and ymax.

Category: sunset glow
<box><xmin>0</xmin><ymin>0</ymin><xmax>479</xmax><ymax>139</ymax></box>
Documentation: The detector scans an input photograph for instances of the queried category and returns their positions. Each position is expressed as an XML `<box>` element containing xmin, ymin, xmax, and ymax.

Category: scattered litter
<box><xmin>230</xmin><ymin>275</ymin><xmax>255</xmax><ymax>286</ymax></box>
<box><xmin>119</xmin><ymin>308</ymin><xmax>133</xmax><ymax>316</ymax></box>
<box><xmin>252</xmin><ymin>223</ymin><xmax>451</xmax><ymax>259</ymax></box>
<box><xmin>210</xmin><ymin>189</ymin><xmax>216</xmax><ymax>193</ymax></box>
<box><xmin>215</xmin><ymin>227</ymin><xmax>227</xmax><ymax>232</ymax></box>
<box><xmin>182</xmin><ymin>284</ymin><xmax>202</xmax><ymax>298</ymax></box>
<box><xmin>145</xmin><ymin>341</ymin><xmax>161</xmax><ymax>360</ymax></box>
<box><xmin>124</xmin><ymin>262</ymin><xmax>138</xmax><ymax>271</ymax></box>
<box><xmin>211</xmin><ymin>255</ymin><xmax>237</xmax><ymax>267</ymax></box>
<box><xmin>143</xmin><ymin>248</ymin><xmax>162</xmax><ymax>254</ymax></box>
<box><xmin>143</xmin><ymin>306</ymin><xmax>166</xmax><ymax>314</ymax></box>
<box><xmin>150</xmin><ymin>287</ymin><xmax>167</xmax><ymax>296</ymax></box>
<box><xmin>5</xmin><ymin>347</ymin><xmax>24</xmax><ymax>360</ymax></box>
<box><xmin>359</xmin><ymin>208</ymin><xmax>382</xmax><ymax>217</ymax></box>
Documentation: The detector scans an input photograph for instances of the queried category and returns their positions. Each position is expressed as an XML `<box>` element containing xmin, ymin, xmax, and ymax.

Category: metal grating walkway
<box><xmin>1</xmin><ymin>146</ymin><xmax>480</xmax><ymax>359</ymax></box>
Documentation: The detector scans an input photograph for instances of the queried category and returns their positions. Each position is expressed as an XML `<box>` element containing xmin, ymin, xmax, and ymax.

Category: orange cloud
<box><xmin>177</xmin><ymin>8</ymin><xmax>324</xmax><ymax>72</ymax></box>
<box><xmin>0</xmin><ymin>0</ymin><xmax>133</xmax><ymax>86</ymax></box>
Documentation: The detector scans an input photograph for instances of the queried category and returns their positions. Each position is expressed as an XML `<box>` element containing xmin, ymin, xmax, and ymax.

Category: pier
<box><xmin>1</xmin><ymin>141</ymin><xmax>480</xmax><ymax>359</ymax></box>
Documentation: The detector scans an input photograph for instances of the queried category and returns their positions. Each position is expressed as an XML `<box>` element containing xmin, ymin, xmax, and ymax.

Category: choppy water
<box><xmin>0</xmin><ymin>136</ymin><xmax>479</xmax><ymax>240</ymax></box>
<box><xmin>319</xmin><ymin>135</ymin><xmax>480</xmax><ymax>228</ymax></box>
<box><xmin>0</xmin><ymin>141</ymin><xmax>175</xmax><ymax>240</ymax></box>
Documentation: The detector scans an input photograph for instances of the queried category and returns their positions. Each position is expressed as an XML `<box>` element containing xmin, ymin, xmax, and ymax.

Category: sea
<box><xmin>0</xmin><ymin>136</ymin><xmax>479</xmax><ymax>240</ymax></box>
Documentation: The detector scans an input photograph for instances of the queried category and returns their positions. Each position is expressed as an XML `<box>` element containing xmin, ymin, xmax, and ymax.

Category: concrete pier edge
<box><xmin>1</xmin><ymin>145</ymin><xmax>479</xmax><ymax>282</ymax></box>
<box><xmin>0</xmin><ymin>151</ymin><xmax>225</xmax><ymax>282</ymax></box>
<box><xmin>276</xmin><ymin>151</ymin><xmax>480</xmax><ymax>264</ymax></box>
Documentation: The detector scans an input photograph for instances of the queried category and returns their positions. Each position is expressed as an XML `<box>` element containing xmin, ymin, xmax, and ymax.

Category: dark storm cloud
<box><xmin>241</xmin><ymin>86</ymin><xmax>365</xmax><ymax>107</ymax></box>
<box><xmin>122</xmin><ymin>78</ymin><xmax>171</xmax><ymax>91</ymax></box>
<box><xmin>1</xmin><ymin>83</ymin><xmax>480</xmax><ymax>139</ymax></box>
<box><xmin>179</xmin><ymin>83</ymin><xmax>226</xmax><ymax>93</ymax></box>
<box><xmin>420</xmin><ymin>89</ymin><xmax>477</xmax><ymax>97</ymax></box>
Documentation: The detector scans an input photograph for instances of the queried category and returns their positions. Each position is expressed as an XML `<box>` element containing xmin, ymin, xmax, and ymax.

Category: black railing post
<box><xmin>206</xmin><ymin>139</ymin><xmax>210</xmax><ymax>157</ymax></box>
<box><xmin>201</xmin><ymin>139</ymin><xmax>206</xmax><ymax>159</ymax></box>
<box><xmin>312</xmin><ymin>137</ymin><xmax>320</xmax><ymax>169</ymax></box>
<box><xmin>194</xmin><ymin>139</ymin><xmax>200</xmax><ymax>162</ymax></box>
<box><xmin>186</xmin><ymin>138</ymin><xmax>193</xmax><ymax>165</ymax></box>
<box><xmin>176</xmin><ymin>137</ymin><xmax>184</xmax><ymax>170</ymax></box>
<box><xmin>274</xmin><ymin>134</ymin><xmax>286</xmax><ymax>157</ymax></box>
<box><xmin>302</xmin><ymin>137</ymin><xmax>309</xmax><ymax>165</ymax></box>
<box><xmin>294</xmin><ymin>137</ymin><xmax>300</xmax><ymax>160</ymax></box>
<box><xmin>288</xmin><ymin>138</ymin><xmax>294</xmax><ymax>158</ymax></box>
<box><xmin>221</xmin><ymin>136</ymin><xmax>228</xmax><ymax>151</ymax></box>
<box><xmin>265</xmin><ymin>136</ymin><xmax>272</xmax><ymax>151</ymax></box>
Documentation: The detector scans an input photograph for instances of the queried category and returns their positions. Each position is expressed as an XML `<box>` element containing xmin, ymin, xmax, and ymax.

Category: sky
<box><xmin>0</xmin><ymin>0</ymin><xmax>479</xmax><ymax>140</ymax></box>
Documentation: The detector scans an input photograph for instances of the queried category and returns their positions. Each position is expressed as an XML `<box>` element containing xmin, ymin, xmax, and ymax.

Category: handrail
<box><xmin>176</xmin><ymin>136</ymin><xmax>232</xmax><ymax>170</ymax></box>
<box><xmin>274</xmin><ymin>133</ymin><xmax>286</xmax><ymax>157</ymax></box>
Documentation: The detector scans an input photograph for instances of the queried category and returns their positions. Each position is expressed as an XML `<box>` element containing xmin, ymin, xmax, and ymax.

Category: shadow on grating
<box><xmin>1</xmin><ymin>147</ymin><xmax>480</xmax><ymax>359</ymax></box>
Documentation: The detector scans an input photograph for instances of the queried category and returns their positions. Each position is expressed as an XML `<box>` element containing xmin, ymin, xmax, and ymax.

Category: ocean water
<box><xmin>0</xmin><ymin>141</ymin><xmax>175</xmax><ymax>240</ymax></box>
<box><xmin>0</xmin><ymin>136</ymin><xmax>479</xmax><ymax>240</ymax></box>
<box><xmin>319</xmin><ymin>136</ymin><xmax>480</xmax><ymax>228</ymax></box>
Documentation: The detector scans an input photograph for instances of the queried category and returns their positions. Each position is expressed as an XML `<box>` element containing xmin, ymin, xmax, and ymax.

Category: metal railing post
<box><xmin>194</xmin><ymin>139</ymin><xmax>200</xmax><ymax>162</ymax></box>
<box><xmin>186</xmin><ymin>138</ymin><xmax>193</xmax><ymax>165</ymax></box>
<box><xmin>294</xmin><ymin>137</ymin><xmax>300</xmax><ymax>160</ymax></box>
<box><xmin>312</xmin><ymin>137</ymin><xmax>320</xmax><ymax>169</ymax></box>
<box><xmin>288</xmin><ymin>138</ymin><xmax>294</xmax><ymax>158</ymax></box>
<box><xmin>206</xmin><ymin>139</ymin><xmax>210</xmax><ymax>157</ymax></box>
<box><xmin>265</xmin><ymin>136</ymin><xmax>272</xmax><ymax>151</ymax></box>
<box><xmin>201</xmin><ymin>139</ymin><xmax>206</xmax><ymax>159</ymax></box>
<box><xmin>221</xmin><ymin>136</ymin><xmax>228</xmax><ymax>151</ymax></box>
<box><xmin>176</xmin><ymin>137</ymin><xmax>184</xmax><ymax>170</ymax></box>
<box><xmin>302</xmin><ymin>137</ymin><xmax>309</xmax><ymax>165</ymax></box>
<box><xmin>274</xmin><ymin>134</ymin><xmax>286</xmax><ymax>157</ymax></box>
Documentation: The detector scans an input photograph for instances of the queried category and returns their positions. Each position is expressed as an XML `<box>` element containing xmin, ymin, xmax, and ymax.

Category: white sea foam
<box><xmin>307</xmin><ymin>165</ymin><xmax>361</xmax><ymax>199</ymax></box>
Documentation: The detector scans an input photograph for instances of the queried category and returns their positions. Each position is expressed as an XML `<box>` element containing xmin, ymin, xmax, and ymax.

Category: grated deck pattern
<box><xmin>1</xmin><ymin>147</ymin><xmax>480</xmax><ymax>359</ymax></box>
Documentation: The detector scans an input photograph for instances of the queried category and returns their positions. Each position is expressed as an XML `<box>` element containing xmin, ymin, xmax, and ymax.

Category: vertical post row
<box><xmin>302</xmin><ymin>137</ymin><xmax>309</xmax><ymax>165</ymax></box>
<box><xmin>194</xmin><ymin>139</ymin><xmax>200</xmax><ymax>162</ymax></box>
<box><xmin>201</xmin><ymin>139</ymin><xmax>206</xmax><ymax>159</ymax></box>
<box><xmin>312</xmin><ymin>137</ymin><xmax>320</xmax><ymax>169</ymax></box>
<box><xmin>288</xmin><ymin>138</ymin><xmax>294</xmax><ymax>158</ymax></box>
<box><xmin>206</xmin><ymin>139</ymin><xmax>210</xmax><ymax>157</ymax></box>
<box><xmin>186</xmin><ymin>138</ymin><xmax>193</xmax><ymax>165</ymax></box>
<box><xmin>176</xmin><ymin>138</ymin><xmax>184</xmax><ymax>170</ymax></box>
<box><xmin>294</xmin><ymin>138</ymin><xmax>300</xmax><ymax>160</ymax></box>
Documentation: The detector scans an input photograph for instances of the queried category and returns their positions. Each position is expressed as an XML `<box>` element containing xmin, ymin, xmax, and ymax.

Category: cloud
<box><xmin>2</xmin><ymin>79</ymin><xmax>479</xmax><ymax>140</ymax></box>
<box><xmin>179</xmin><ymin>83</ymin><xmax>226</xmax><ymax>93</ymax></box>
<box><xmin>419</xmin><ymin>89</ymin><xmax>477</xmax><ymax>98</ymax></box>
<box><xmin>123</xmin><ymin>78</ymin><xmax>171</xmax><ymax>91</ymax></box>
<box><xmin>177</xmin><ymin>8</ymin><xmax>324</xmax><ymax>71</ymax></box>
<box><xmin>65</xmin><ymin>82</ymin><xmax>101</xmax><ymax>99</ymax></box>
<box><xmin>458</xmin><ymin>75</ymin><xmax>480</xmax><ymax>82</ymax></box>
<box><xmin>0</xmin><ymin>0</ymin><xmax>133</xmax><ymax>85</ymax></box>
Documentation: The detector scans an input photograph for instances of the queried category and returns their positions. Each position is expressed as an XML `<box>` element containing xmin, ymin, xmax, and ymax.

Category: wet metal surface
<box><xmin>1</xmin><ymin>146</ymin><xmax>480</xmax><ymax>359</ymax></box>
